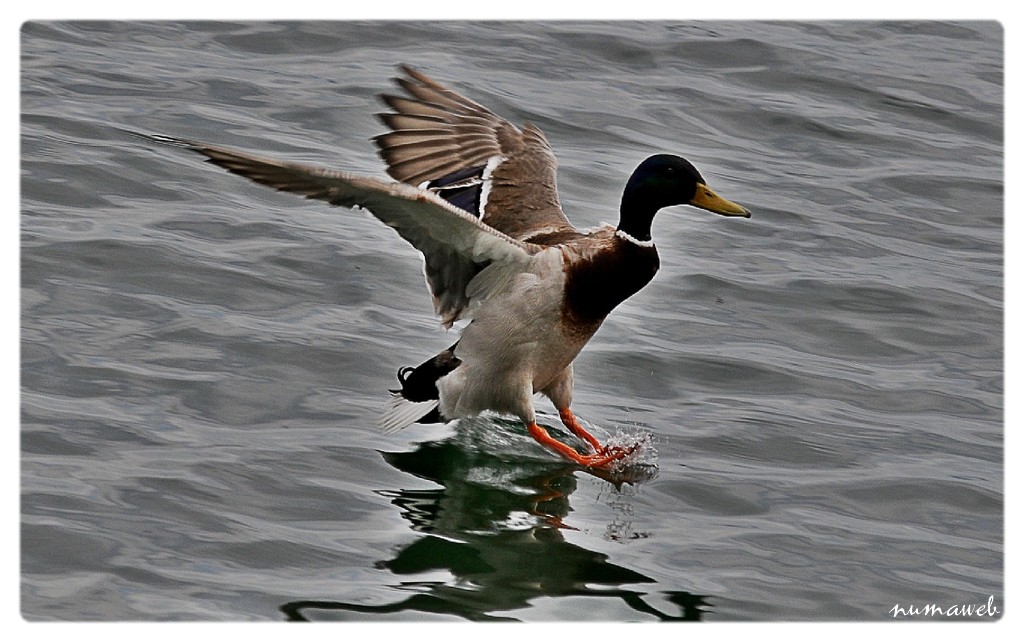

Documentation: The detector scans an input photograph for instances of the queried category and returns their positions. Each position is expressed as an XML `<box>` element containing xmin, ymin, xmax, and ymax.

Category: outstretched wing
<box><xmin>147</xmin><ymin>135</ymin><xmax>541</xmax><ymax>327</ymax></box>
<box><xmin>374</xmin><ymin>65</ymin><xmax>577</xmax><ymax>243</ymax></box>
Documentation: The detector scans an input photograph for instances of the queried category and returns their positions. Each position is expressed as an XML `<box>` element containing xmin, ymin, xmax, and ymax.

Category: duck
<box><xmin>150</xmin><ymin>65</ymin><xmax>750</xmax><ymax>468</ymax></box>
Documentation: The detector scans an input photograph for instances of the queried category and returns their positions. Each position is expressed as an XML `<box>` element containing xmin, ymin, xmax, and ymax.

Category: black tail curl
<box><xmin>390</xmin><ymin>342</ymin><xmax>462</xmax><ymax>425</ymax></box>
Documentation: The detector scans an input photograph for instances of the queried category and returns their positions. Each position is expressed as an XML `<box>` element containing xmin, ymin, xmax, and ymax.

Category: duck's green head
<box><xmin>618</xmin><ymin>154</ymin><xmax>750</xmax><ymax>243</ymax></box>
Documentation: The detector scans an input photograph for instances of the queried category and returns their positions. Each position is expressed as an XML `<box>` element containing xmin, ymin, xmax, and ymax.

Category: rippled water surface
<box><xmin>20</xmin><ymin>21</ymin><xmax>1003</xmax><ymax>621</ymax></box>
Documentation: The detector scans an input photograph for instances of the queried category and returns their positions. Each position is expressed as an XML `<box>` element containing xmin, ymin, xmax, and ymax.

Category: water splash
<box><xmin>444</xmin><ymin>413</ymin><xmax>659</xmax><ymax>481</ymax></box>
<box><xmin>606</xmin><ymin>428</ymin><xmax>658</xmax><ymax>468</ymax></box>
<box><xmin>590</xmin><ymin>429</ymin><xmax>659</xmax><ymax>485</ymax></box>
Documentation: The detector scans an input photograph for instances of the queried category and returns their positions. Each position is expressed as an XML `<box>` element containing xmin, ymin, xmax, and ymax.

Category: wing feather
<box><xmin>150</xmin><ymin>135</ymin><xmax>540</xmax><ymax>326</ymax></box>
<box><xmin>375</xmin><ymin>65</ymin><xmax>576</xmax><ymax>242</ymax></box>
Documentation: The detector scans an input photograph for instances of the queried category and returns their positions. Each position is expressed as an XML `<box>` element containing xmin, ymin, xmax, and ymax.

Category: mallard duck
<box><xmin>150</xmin><ymin>65</ymin><xmax>750</xmax><ymax>468</ymax></box>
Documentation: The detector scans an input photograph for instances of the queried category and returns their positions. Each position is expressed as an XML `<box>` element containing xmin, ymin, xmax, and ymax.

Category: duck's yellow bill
<box><xmin>690</xmin><ymin>184</ymin><xmax>751</xmax><ymax>218</ymax></box>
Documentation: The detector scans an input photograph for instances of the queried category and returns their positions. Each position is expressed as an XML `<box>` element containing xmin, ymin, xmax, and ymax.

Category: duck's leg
<box><xmin>527</xmin><ymin>422</ymin><xmax>631</xmax><ymax>468</ymax></box>
<box><xmin>536</xmin><ymin>366</ymin><xmax>630</xmax><ymax>462</ymax></box>
<box><xmin>536</xmin><ymin>366</ymin><xmax>633</xmax><ymax>467</ymax></box>
<box><xmin>558</xmin><ymin>409</ymin><xmax>637</xmax><ymax>462</ymax></box>
<box><xmin>558</xmin><ymin>407</ymin><xmax>602</xmax><ymax>452</ymax></box>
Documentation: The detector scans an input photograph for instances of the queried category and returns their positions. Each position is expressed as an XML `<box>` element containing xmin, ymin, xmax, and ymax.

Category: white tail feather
<box><xmin>377</xmin><ymin>394</ymin><xmax>439</xmax><ymax>433</ymax></box>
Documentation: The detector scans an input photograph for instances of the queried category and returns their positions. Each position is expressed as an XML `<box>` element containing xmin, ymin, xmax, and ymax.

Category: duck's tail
<box><xmin>377</xmin><ymin>343</ymin><xmax>461</xmax><ymax>433</ymax></box>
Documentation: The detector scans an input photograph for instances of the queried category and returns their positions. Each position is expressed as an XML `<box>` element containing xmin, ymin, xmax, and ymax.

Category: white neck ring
<box><xmin>615</xmin><ymin>228</ymin><xmax>655</xmax><ymax>248</ymax></box>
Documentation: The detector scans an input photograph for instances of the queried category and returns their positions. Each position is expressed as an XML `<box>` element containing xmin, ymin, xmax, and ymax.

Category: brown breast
<box><xmin>560</xmin><ymin>232</ymin><xmax>660</xmax><ymax>331</ymax></box>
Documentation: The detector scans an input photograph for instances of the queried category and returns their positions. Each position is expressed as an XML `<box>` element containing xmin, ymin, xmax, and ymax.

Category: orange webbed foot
<box><xmin>528</xmin><ymin>421</ymin><xmax>635</xmax><ymax>469</ymax></box>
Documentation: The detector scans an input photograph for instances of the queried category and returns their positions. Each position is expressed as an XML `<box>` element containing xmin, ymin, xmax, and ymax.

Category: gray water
<box><xmin>20</xmin><ymin>21</ymin><xmax>1003</xmax><ymax>621</ymax></box>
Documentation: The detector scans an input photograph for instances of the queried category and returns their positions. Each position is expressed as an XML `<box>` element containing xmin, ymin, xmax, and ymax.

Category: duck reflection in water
<box><xmin>281</xmin><ymin>417</ymin><xmax>709</xmax><ymax>621</ymax></box>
